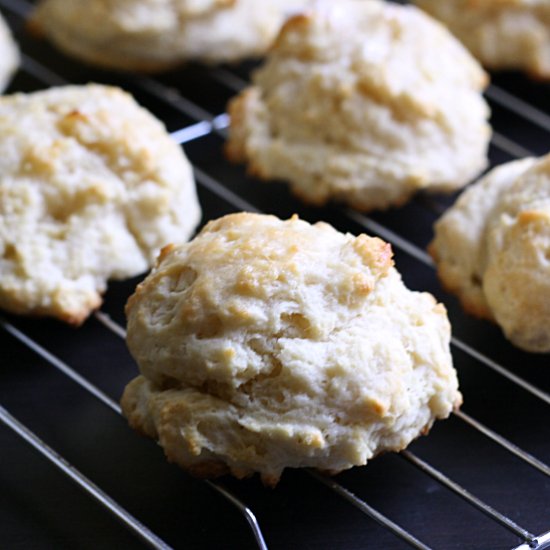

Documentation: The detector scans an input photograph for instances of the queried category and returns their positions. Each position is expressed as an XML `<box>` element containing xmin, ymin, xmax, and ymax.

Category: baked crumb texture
<box><xmin>122</xmin><ymin>212</ymin><xmax>461</xmax><ymax>485</ymax></box>
<box><xmin>226</xmin><ymin>0</ymin><xmax>491</xmax><ymax>212</ymax></box>
<box><xmin>415</xmin><ymin>0</ymin><xmax>550</xmax><ymax>79</ymax></box>
<box><xmin>430</xmin><ymin>153</ymin><xmax>550</xmax><ymax>353</ymax></box>
<box><xmin>0</xmin><ymin>12</ymin><xmax>19</xmax><ymax>92</ymax></box>
<box><xmin>0</xmin><ymin>84</ymin><xmax>201</xmax><ymax>324</ymax></box>
<box><xmin>30</xmin><ymin>0</ymin><xmax>312</xmax><ymax>70</ymax></box>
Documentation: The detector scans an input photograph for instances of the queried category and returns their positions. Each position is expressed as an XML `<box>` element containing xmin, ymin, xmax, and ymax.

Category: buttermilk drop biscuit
<box><xmin>30</xmin><ymin>0</ymin><xmax>310</xmax><ymax>70</ymax></box>
<box><xmin>0</xmin><ymin>84</ymin><xmax>201</xmax><ymax>324</ymax></box>
<box><xmin>430</xmin><ymin>153</ymin><xmax>550</xmax><ymax>353</ymax></box>
<box><xmin>121</xmin><ymin>213</ymin><xmax>461</xmax><ymax>485</ymax></box>
<box><xmin>226</xmin><ymin>0</ymin><xmax>491</xmax><ymax>212</ymax></box>
<box><xmin>0</xmin><ymin>12</ymin><xmax>19</xmax><ymax>92</ymax></box>
<box><xmin>415</xmin><ymin>0</ymin><xmax>550</xmax><ymax>79</ymax></box>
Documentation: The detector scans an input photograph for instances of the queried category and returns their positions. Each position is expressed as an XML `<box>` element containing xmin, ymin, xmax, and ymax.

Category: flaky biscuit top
<box><xmin>0</xmin><ymin>84</ymin><xmax>200</xmax><ymax>323</ymax></box>
<box><xmin>123</xmin><ymin>213</ymin><xmax>460</xmax><ymax>483</ymax></box>
<box><xmin>227</xmin><ymin>0</ymin><xmax>490</xmax><ymax>211</ymax></box>
<box><xmin>127</xmin><ymin>213</ymin><xmax>395</xmax><ymax>387</ymax></box>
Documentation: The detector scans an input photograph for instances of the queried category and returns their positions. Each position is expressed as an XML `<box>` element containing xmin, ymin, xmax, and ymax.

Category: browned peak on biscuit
<box><xmin>0</xmin><ymin>13</ymin><xmax>19</xmax><ymax>93</ymax></box>
<box><xmin>31</xmin><ymin>0</ymin><xmax>313</xmax><ymax>70</ymax></box>
<box><xmin>128</xmin><ymin>212</ymin><xmax>394</xmax><ymax>370</ymax></box>
<box><xmin>415</xmin><ymin>0</ymin><xmax>550</xmax><ymax>78</ymax></box>
<box><xmin>122</xmin><ymin>212</ymin><xmax>460</xmax><ymax>484</ymax></box>
<box><xmin>431</xmin><ymin>153</ymin><xmax>550</xmax><ymax>352</ymax></box>
<box><xmin>0</xmin><ymin>84</ymin><xmax>201</xmax><ymax>324</ymax></box>
<box><xmin>226</xmin><ymin>0</ymin><xmax>491</xmax><ymax>212</ymax></box>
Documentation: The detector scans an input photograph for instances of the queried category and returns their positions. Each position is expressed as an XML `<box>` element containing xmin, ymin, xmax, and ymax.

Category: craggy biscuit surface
<box><xmin>0</xmin><ymin>84</ymin><xmax>201</xmax><ymax>324</ymax></box>
<box><xmin>122</xmin><ymin>213</ymin><xmax>460</xmax><ymax>484</ymax></box>
<box><xmin>0</xmin><ymin>12</ymin><xmax>19</xmax><ymax>92</ymax></box>
<box><xmin>226</xmin><ymin>0</ymin><xmax>490</xmax><ymax>211</ymax></box>
<box><xmin>31</xmin><ymin>0</ymin><xmax>311</xmax><ymax>70</ymax></box>
<box><xmin>430</xmin><ymin>153</ymin><xmax>550</xmax><ymax>352</ymax></box>
<box><xmin>415</xmin><ymin>0</ymin><xmax>550</xmax><ymax>78</ymax></box>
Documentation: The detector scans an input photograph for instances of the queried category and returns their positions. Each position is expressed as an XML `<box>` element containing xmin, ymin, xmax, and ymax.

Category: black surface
<box><xmin>0</xmin><ymin>1</ymin><xmax>549</xmax><ymax>549</ymax></box>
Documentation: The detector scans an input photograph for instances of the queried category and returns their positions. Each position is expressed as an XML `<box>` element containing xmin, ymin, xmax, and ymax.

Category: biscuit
<box><xmin>121</xmin><ymin>212</ymin><xmax>461</xmax><ymax>485</ymax></box>
<box><xmin>30</xmin><ymin>0</ymin><xmax>311</xmax><ymax>70</ymax></box>
<box><xmin>0</xmin><ymin>84</ymin><xmax>201</xmax><ymax>324</ymax></box>
<box><xmin>0</xmin><ymin>12</ymin><xmax>19</xmax><ymax>92</ymax></box>
<box><xmin>415</xmin><ymin>0</ymin><xmax>550</xmax><ymax>79</ymax></box>
<box><xmin>226</xmin><ymin>0</ymin><xmax>491</xmax><ymax>212</ymax></box>
<box><xmin>430</xmin><ymin>153</ymin><xmax>550</xmax><ymax>352</ymax></box>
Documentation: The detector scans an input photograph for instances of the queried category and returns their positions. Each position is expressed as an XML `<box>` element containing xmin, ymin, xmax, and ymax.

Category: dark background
<box><xmin>0</xmin><ymin>1</ymin><xmax>549</xmax><ymax>548</ymax></box>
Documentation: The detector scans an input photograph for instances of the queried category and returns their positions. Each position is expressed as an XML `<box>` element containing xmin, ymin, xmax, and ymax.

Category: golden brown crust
<box><xmin>121</xmin><ymin>212</ymin><xmax>459</xmax><ymax>484</ymax></box>
<box><xmin>271</xmin><ymin>11</ymin><xmax>312</xmax><ymax>51</ymax></box>
<box><xmin>224</xmin><ymin>91</ymin><xmax>251</xmax><ymax>164</ymax></box>
<box><xmin>3</xmin><ymin>295</ymin><xmax>102</xmax><ymax>327</ymax></box>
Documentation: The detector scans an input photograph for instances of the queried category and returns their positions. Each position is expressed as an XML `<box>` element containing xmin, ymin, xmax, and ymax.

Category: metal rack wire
<box><xmin>0</xmin><ymin>1</ymin><xmax>549</xmax><ymax>549</ymax></box>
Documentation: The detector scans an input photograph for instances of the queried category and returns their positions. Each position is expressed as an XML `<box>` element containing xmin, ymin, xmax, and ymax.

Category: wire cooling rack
<box><xmin>0</xmin><ymin>1</ymin><xmax>549</xmax><ymax>549</ymax></box>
